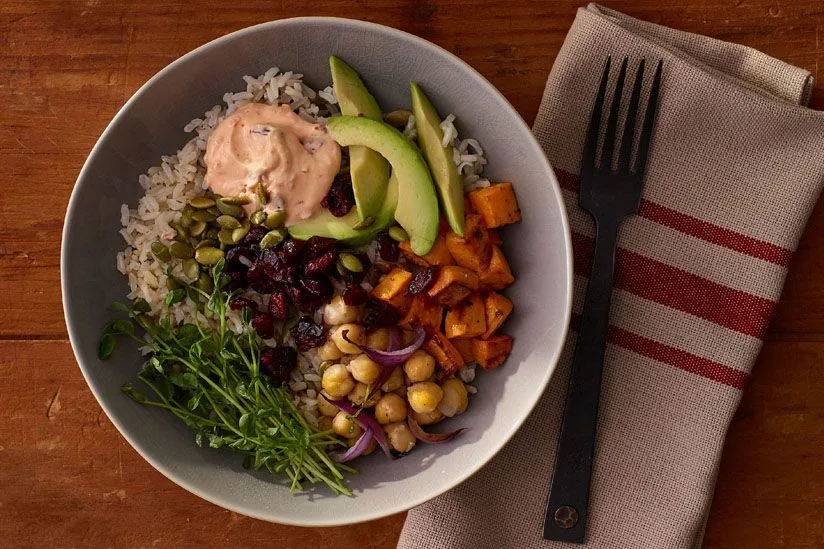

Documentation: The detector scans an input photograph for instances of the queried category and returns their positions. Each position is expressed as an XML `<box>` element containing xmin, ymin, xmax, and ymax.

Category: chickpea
<box><xmin>366</xmin><ymin>328</ymin><xmax>391</xmax><ymax>351</ymax></box>
<box><xmin>407</xmin><ymin>381</ymin><xmax>444</xmax><ymax>414</ymax></box>
<box><xmin>403</xmin><ymin>350</ymin><xmax>436</xmax><ymax>382</ymax></box>
<box><xmin>384</xmin><ymin>422</ymin><xmax>416</xmax><ymax>453</ymax></box>
<box><xmin>412</xmin><ymin>408</ymin><xmax>444</xmax><ymax>426</ymax></box>
<box><xmin>348</xmin><ymin>382</ymin><xmax>381</xmax><ymax>407</ymax></box>
<box><xmin>322</xmin><ymin>363</ymin><xmax>355</xmax><ymax>398</ymax></box>
<box><xmin>331</xmin><ymin>323</ymin><xmax>365</xmax><ymax>354</ymax></box>
<box><xmin>316</xmin><ymin>393</ymin><xmax>340</xmax><ymax>417</ymax></box>
<box><xmin>317</xmin><ymin>415</ymin><xmax>334</xmax><ymax>432</ymax></box>
<box><xmin>323</xmin><ymin>295</ymin><xmax>360</xmax><ymax>326</ymax></box>
<box><xmin>333</xmin><ymin>411</ymin><xmax>364</xmax><ymax>439</ymax></box>
<box><xmin>348</xmin><ymin>434</ymin><xmax>378</xmax><ymax>456</ymax></box>
<box><xmin>347</xmin><ymin>354</ymin><xmax>382</xmax><ymax>384</ymax></box>
<box><xmin>318</xmin><ymin>339</ymin><xmax>343</xmax><ymax>361</ymax></box>
<box><xmin>394</xmin><ymin>385</ymin><xmax>407</xmax><ymax>398</ymax></box>
<box><xmin>438</xmin><ymin>378</ymin><xmax>469</xmax><ymax>417</ymax></box>
<box><xmin>381</xmin><ymin>366</ymin><xmax>404</xmax><ymax>392</ymax></box>
<box><xmin>375</xmin><ymin>392</ymin><xmax>408</xmax><ymax>424</ymax></box>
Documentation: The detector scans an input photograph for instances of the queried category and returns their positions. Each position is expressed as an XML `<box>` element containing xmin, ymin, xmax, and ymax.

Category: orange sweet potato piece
<box><xmin>478</xmin><ymin>245</ymin><xmax>515</xmax><ymax>291</ymax></box>
<box><xmin>451</xmin><ymin>338</ymin><xmax>475</xmax><ymax>363</ymax></box>
<box><xmin>482</xmin><ymin>292</ymin><xmax>513</xmax><ymax>338</ymax></box>
<box><xmin>468</xmin><ymin>182</ymin><xmax>522</xmax><ymax>228</ymax></box>
<box><xmin>472</xmin><ymin>333</ymin><xmax>513</xmax><ymax>369</ymax></box>
<box><xmin>399</xmin><ymin>295</ymin><xmax>444</xmax><ymax>334</ymax></box>
<box><xmin>424</xmin><ymin>331</ymin><xmax>465</xmax><ymax>375</ymax></box>
<box><xmin>445</xmin><ymin>293</ymin><xmax>486</xmax><ymax>339</ymax></box>
<box><xmin>370</xmin><ymin>268</ymin><xmax>412</xmax><ymax>311</ymax></box>
<box><xmin>400</xmin><ymin>236</ymin><xmax>454</xmax><ymax>267</ymax></box>
<box><xmin>488</xmin><ymin>230</ymin><xmax>503</xmax><ymax>246</ymax></box>
<box><xmin>427</xmin><ymin>265</ymin><xmax>479</xmax><ymax>306</ymax></box>
<box><xmin>445</xmin><ymin>214</ymin><xmax>493</xmax><ymax>272</ymax></box>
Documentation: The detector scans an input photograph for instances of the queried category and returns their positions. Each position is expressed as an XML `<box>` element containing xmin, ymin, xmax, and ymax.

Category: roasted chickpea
<box><xmin>348</xmin><ymin>382</ymin><xmax>381</xmax><ymax>407</ymax></box>
<box><xmin>384</xmin><ymin>422</ymin><xmax>416</xmax><ymax>453</ymax></box>
<box><xmin>381</xmin><ymin>366</ymin><xmax>404</xmax><ymax>392</ymax></box>
<box><xmin>394</xmin><ymin>385</ymin><xmax>407</xmax><ymax>398</ymax></box>
<box><xmin>317</xmin><ymin>339</ymin><xmax>343</xmax><ymax>361</ymax></box>
<box><xmin>332</xmin><ymin>411</ymin><xmax>364</xmax><ymax>439</ymax></box>
<box><xmin>316</xmin><ymin>393</ymin><xmax>340</xmax><ymax>417</ymax></box>
<box><xmin>403</xmin><ymin>350</ymin><xmax>436</xmax><ymax>382</ymax></box>
<box><xmin>375</xmin><ymin>392</ymin><xmax>408</xmax><ymax>424</ymax></box>
<box><xmin>412</xmin><ymin>408</ymin><xmax>444</xmax><ymax>426</ymax></box>
<box><xmin>331</xmin><ymin>323</ymin><xmax>365</xmax><ymax>354</ymax></box>
<box><xmin>321</xmin><ymin>363</ymin><xmax>355</xmax><ymax>398</ymax></box>
<box><xmin>323</xmin><ymin>295</ymin><xmax>360</xmax><ymax>326</ymax></box>
<box><xmin>407</xmin><ymin>381</ymin><xmax>444</xmax><ymax>414</ymax></box>
<box><xmin>347</xmin><ymin>354</ymin><xmax>382</xmax><ymax>384</ymax></box>
<box><xmin>438</xmin><ymin>378</ymin><xmax>469</xmax><ymax>417</ymax></box>
<box><xmin>365</xmin><ymin>328</ymin><xmax>391</xmax><ymax>351</ymax></box>
<box><xmin>316</xmin><ymin>415</ymin><xmax>334</xmax><ymax>432</ymax></box>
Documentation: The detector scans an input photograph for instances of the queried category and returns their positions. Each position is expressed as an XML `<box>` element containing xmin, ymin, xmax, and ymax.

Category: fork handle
<box><xmin>542</xmin><ymin>217</ymin><xmax>620</xmax><ymax>543</ymax></box>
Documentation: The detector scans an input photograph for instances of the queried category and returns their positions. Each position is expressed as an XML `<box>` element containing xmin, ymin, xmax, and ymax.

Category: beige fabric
<box><xmin>400</xmin><ymin>4</ymin><xmax>824</xmax><ymax>548</ymax></box>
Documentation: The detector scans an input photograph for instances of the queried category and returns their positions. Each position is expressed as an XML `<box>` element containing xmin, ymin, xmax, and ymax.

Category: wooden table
<box><xmin>2</xmin><ymin>1</ymin><xmax>823</xmax><ymax>547</ymax></box>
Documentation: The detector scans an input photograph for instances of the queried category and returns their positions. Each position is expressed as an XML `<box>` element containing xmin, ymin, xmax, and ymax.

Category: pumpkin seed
<box><xmin>207</xmin><ymin>205</ymin><xmax>221</xmax><ymax>216</ymax></box>
<box><xmin>388</xmin><ymin>226</ymin><xmax>409</xmax><ymax>242</ymax></box>
<box><xmin>196</xmin><ymin>272</ymin><xmax>214</xmax><ymax>293</ymax></box>
<box><xmin>195</xmin><ymin>246</ymin><xmax>225</xmax><ymax>266</ymax></box>
<box><xmin>352</xmin><ymin>216</ymin><xmax>375</xmax><ymax>230</ymax></box>
<box><xmin>232</xmin><ymin>225</ymin><xmax>250</xmax><ymax>242</ymax></box>
<box><xmin>336</xmin><ymin>260</ymin><xmax>348</xmax><ymax>277</ymax></box>
<box><xmin>216</xmin><ymin>215</ymin><xmax>241</xmax><ymax>229</ymax></box>
<box><xmin>165</xmin><ymin>277</ymin><xmax>180</xmax><ymax>291</ymax></box>
<box><xmin>385</xmin><ymin>109</ymin><xmax>412</xmax><ymax>128</ymax></box>
<box><xmin>255</xmin><ymin>183</ymin><xmax>269</xmax><ymax>205</ymax></box>
<box><xmin>180</xmin><ymin>206</ymin><xmax>193</xmax><ymax>229</ymax></box>
<box><xmin>191</xmin><ymin>210</ymin><xmax>217</xmax><ymax>223</ymax></box>
<box><xmin>189</xmin><ymin>220</ymin><xmax>207</xmax><ymax>237</ymax></box>
<box><xmin>216</xmin><ymin>199</ymin><xmax>244</xmax><ymax>217</ymax></box>
<box><xmin>221</xmin><ymin>195</ymin><xmax>250</xmax><ymax>206</ymax></box>
<box><xmin>196</xmin><ymin>238</ymin><xmax>219</xmax><ymax>249</ymax></box>
<box><xmin>218</xmin><ymin>229</ymin><xmax>236</xmax><ymax>246</ymax></box>
<box><xmin>189</xmin><ymin>196</ymin><xmax>216</xmax><ymax>209</ymax></box>
<box><xmin>339</xmin><ymin>252</ymin><xmax>363</xmax><ymax>273</ymax></box>
<box><xmin>150</xmin><ymin>241</ymin><xmax>171</xmax><ymax>262</ymax></box>
<box><xmin>169</xmin><ymin>242</ymin><xmax>194</xmax><ymax>260</ymax></box>
<box><xmin>182</xmin><ymin>258</ymin><xmax>200</xmax><ymax>280</ymax></box>
<box><xmin>204</xmin><ymin>228</ymin><xmax>220</xmax><ymax>240</ymax></box>
<box><xmin>260</xmin><ymin>229</ymin><xmax>287</xmax><ymax>249</ymax></box>
<box><xmin>264</xmin><ymin>210</ymin><xmax>287</xmax><ymax>229</ymax></box>
<box><xmin>250</xmin><ymin>209</ymin><xmax>267</xmax><ymax>225</ymax></box>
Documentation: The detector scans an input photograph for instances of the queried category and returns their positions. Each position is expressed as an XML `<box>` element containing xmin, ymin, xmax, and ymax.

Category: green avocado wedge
<box><xmin>410</xmin><ymin>82</ymin><xmax>465</xmax><ymax>236</ymax></box>
<box><xmin>288</xmin><ymin>171</ymin><xmax>399</xmax><ymax>246</ymax></box>
<box><xmin>329</xmin><ymin>56</ymin><xmax>391</xmax><ymax>222</ymax></box>
<box><xmin>325</xmin><ymin>115</ymin><xmax>439</xmax><ymax>256</ymax></box>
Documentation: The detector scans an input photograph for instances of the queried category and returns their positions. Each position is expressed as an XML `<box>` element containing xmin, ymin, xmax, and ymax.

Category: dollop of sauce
<box><xmin>204</xmin><ymin>103</ymin><xmax>341</xmax><ymax>225</ymax></box>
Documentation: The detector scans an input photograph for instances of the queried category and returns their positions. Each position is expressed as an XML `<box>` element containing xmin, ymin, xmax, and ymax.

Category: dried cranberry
<box><xmin>290</xmin><ymin>316</ymin><xmax>326</xmax><ymax>351</ymax></box>
<box><xmin>268</xmin><ymin>291</ymin><xmax>289</xmax><ymax>320</ymax></box>
<box><xmin>229</xmin><ymin>296</ymin><xmax>256</xmax><ymax>312</ymax></box>
<box><xmin>260</xmin><ymin>346</ymin><xmax>297</xmax><ymax>383</ymax></box>
<box><xmin>225</xmin><ymin>246</ymin><xmax>256</xmax><ymax>271</ymax></box>
<box><xmin>376</xmin><ymin>232</ymin><xmax>400</xmax><ymax>262</ymax></box>
<box><xmin>242</xmin><ymin>225</ymin><xmax>269</xmax><ymax>247</ymax></box>
<box><xmin>320</xmin><ymin>172</ymin><xmax>355</xmax><ymax>217</ymax></box>
<box><xmin>257</xmin><ymin>249</ymin><xmax>282</xmax><ymax>277</ymax></box>
<box><xmin>300</xmin><ymin>275</ymin><xmax>333</xmax><ymax>300</ymax></box>
<box><xmin>287</xmin><ymin>284</ymin><xmax>322</xmax><ymax>313</ymax></box>
<box><xmin>341</xmin><ymin>285</ymin><xmax>368</xmax><ymax>306</ymax></box>
<box><xmin>409</xmin><ymin>266</ymin><xmax>439</xmax><ymax>295</ymax></box>
<box><xmin>224</xmin><ymin>270</ymin><xmax>247</xmax><ymax>292</ymax></box>
<box><xmin>362</xmin><ymin>298</ymin><xmax>401</xmax><ymax>329</ymax></box>
<box><xmin>281</xmin><ymin>238</ymin><xmax>306</xmax><ymax>260</ymax></box>
<box><xmin>303</xmin><ymin>236</ymin><xmax>338</xmax><ymax>259</ymax></box>
<box><xmin>303</xmin><ymin>249</ymin><xmax>337</xmax><ymax>275</ymax></box>
<box><xmin>250</xmin><ymin>312</ymin><xmax>275</xmax><ymax>338</ymax></box>
<box><xmin>246</xmin><ymin>262</ymin><xmax>279</xmax><ymax>294</ymax></box>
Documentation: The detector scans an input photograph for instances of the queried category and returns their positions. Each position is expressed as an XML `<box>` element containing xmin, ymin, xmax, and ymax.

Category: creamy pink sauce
<box><xmin>204</xmin><ymin>103</ymin><xmax>341</xmax><ymax>225</ymax></box>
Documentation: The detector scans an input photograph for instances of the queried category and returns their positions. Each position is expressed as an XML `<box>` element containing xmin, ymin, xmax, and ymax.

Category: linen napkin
<box><xmin>400</xmin><ymin>4</ymin><xmax>824</xmax><ymax>548</ymax></box>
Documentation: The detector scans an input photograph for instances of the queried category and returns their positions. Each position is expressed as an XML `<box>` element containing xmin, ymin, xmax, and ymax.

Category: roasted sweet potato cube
<box><xmin>488</xmin><ymin>230</ymin><xmax>503</xmax><ymax>246</ymax></box>
<box><xmin>370</xmin><ymin>267</ymin><xmax>412</xmax><ymax>310</ymax></box>
<box><xmin>472</xmin><ymin>333</ymin><xmax>513</xmax><ymax>369</ymax></box>
<box><xmin>399</xmin><ymin>295</ymin><xmax>444</xmax><ymax>334</ymax></box>
<box><xmin>445</xmin><ymin>293</ymin><xmax>486</xmax><ymax>339</ymax></box>
<box><xmin>445</xmin><ymin>214</ymin><xmax>493</xmax><ymax>272</ymax></box>
<box><xmin>468</xmin><ymin>182</ymin><xmax>522</xmax><ymax>228</ymax></box>
<box><xmin>427</xmin><ymin>266</ymin><xmax>479</xmax><ymax>305</ymax></box>
<box><xmin>482</xmin><ymin>292</ymin><xmax>513</xmax><ymax>338</ymax></box>
<box><xmin>424</xmin><ymin>331</ymin><xmax>465</xmax><ymax>375</ymax></box>
<box><xmin>478</xmin><ymin>245</ymin><xmax>514</xmax><ymax>291</ymax></box>
<box><xmin>400</xmin><ymin>236</ymin><xmax>454</xmax><ymax>267</ymax></box>
<box><xmin>451</xmin><ymin>338</ymin><xmax>475</xmax><ymax>363</ymax></box>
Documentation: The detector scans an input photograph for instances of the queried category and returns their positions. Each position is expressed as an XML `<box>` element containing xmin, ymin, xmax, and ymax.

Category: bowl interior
<box><xmin>62</xmin><ymin>17</ymin><xmax>572</xmax><ymax>526</ymax></box>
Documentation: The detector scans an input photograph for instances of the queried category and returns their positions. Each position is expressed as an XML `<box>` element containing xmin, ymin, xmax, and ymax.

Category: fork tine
<box><xmin>581</xmin><ymin>56</ymin><xmax>612</xmax><ymax>175</ymax></box>
<box><xmin>617</xmin><ymin>59</ymin><xmax>645</xmax><ymax>173</ymax></box>
<box><xmin>599</xmin><ymin>57</ymin><xmax>628</xmax><ymax>171</ymax></box>
<box><xmin>634</xmin><ymin>59</ymin><xmax>663</xmax><ymax>177</ymax></box>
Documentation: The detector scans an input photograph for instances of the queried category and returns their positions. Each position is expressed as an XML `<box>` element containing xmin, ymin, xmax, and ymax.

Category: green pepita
<box><xmin>264</xmin><ymin>210</ymin><xmax>287</xmax><ymax>229</ymax></box>
<box><xmin>182</xmin><ymin>258</ymin><xmax>200</xmax><ymax>280</ymax></box>
<box><xmin>196</xmin><ymin>272</ymin><xmax>214</xmax><ymax>293</ymax></box>
<box><xmin>189</xmin><ymin>220</ymin><xmax>207</xmax><ymax>237</ymax></box>
<box><xmin>206</xmin><ymin>205</ymin><xmax>221</xmax><ymax>216</ymax></box>
<box><xmin>204</xmin><ymin>228</ymin><xmax>220</xmax><ymax>240</ymax></box>
<box><xmin>189</xmin><ymin>196</ymin><xmax>216</xmax><ymax>209</ymax></box>
<box><xmin>191</xmin><ymin>210</ymin><xmax>217</xmax><ymax>223</ymax></box>
<box><xmin>352</xmin><ymin>216</ymin><xmax>375</xmax><ymax>230</ymax></box>
<box><xmin>221</xmin><ymin>195</ymin><xmax>251</xmax><ymax>206</ymax></box>
<box><xmin>151</xmin><ymin>241</ymin><xmax>171</xmax><ymax>262</ymax></box>
<box><xmin>196</xmin><ymin>238</ymin><xmax>219</xmax><ymax>250</ymax></box>
<box><xmin>169</xmin><ymin>242</ymin><xmax>194</xmax><ymax>260</ymax></box>
<box><xmin>179</xmin><ymin>206</ymin><xmax>193</xmax><ymax>229</ymax></box>
<box><xmin>255</xmin><ymin>183</ymin><xmax>269</xmax><ymax>205</ymax></box>
<box><xmin>216</xmin><ymin>215</ymin><xmax>241</xmax><ymax>229</ymax></box>
<box><xmin>218</xmin><ymin>229</ymin><xmax>237</xmax><ymax>246</ymax></box>
<box><xmin>195</xmin><ymin>246</ymin><xmax>225</xmax><ymax>266</ymax></box>
<box><xmin>216</xmin><ymin>199</ymin><xmax>244</xmax><ymax>217</ymax></box>
<box><xmin>339</xmin><ymin>252</ymin><xmax>363</xmax><ymax>273</ymax></box>
<box><xmin>232</xmin><ymin>225</ymin><xmax>250</xmax><ymax>243</ymax></box>
<box><xmin>250</xmin><ymin>210</ymin><xmax>267</xmax><ymax>225</ymax></box>
<box><xmin>388</xmin><ymin>226</ymin><xmax>410</xmax><ymax>242</ymax></box>
<box><xmin>385</xmin><ymin>109</ymin><xmax>412</xmax><ymax>128</ymax></box>
<box><xmin>165</xmin><ymin>277</ymin><xmax>180</xmax><ymax>291</ymax></box>
<box><xmin>336</xmin><ymin>260</ymin><xmax>348</xmax><ymax>277</ymax></box>
<box><xmin>259</xmin><ymin>229</ymin><xmax>287</xmax><ymax>249</ymax></box>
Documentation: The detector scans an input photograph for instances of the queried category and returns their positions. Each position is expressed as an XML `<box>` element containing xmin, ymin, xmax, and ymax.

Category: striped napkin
<box><xmin>400</xmin><ymin>4</ymin><xmax>824</xmax><ymax>548</ymax></box>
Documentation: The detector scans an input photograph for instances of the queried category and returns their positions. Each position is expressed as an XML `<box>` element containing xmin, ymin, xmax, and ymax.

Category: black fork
<box><xmin>542</xmin><ymin>57</ymin><xmax>663</xmax><ymax>543</ymax></box>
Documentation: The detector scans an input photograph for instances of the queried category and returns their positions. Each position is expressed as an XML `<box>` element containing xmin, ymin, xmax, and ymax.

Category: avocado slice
<box><xmin>288</xmin><ymin>172</ymin><xmax>399</xmax><ymax>246</ymax></box>
<box><xmin>329</xmin><ymin>56</ymin><xmax>391</xmax><ymax>223</ymax></box>
<box><xmin>410</xmin><ymin>83</ymin><xmax>465</xmax><ymax>236</ymax></box>
<box><xmin>325</xmin><ymin>115</ymin><xmax>439</xmax><ymax>256</ymax></box>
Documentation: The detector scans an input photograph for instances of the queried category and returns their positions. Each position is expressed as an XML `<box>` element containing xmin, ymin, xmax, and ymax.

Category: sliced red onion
<box><xmin>330</xmin><ymin>430</ymin><xmax>373</xmax><ymax>463</ymax></box>
<box><xmin>322</xmin><ymin>395</ymin><xmax>395</xmax><ymax>460</ymax></box>
<box><xmin>407</xmin><ymin>415</ymin><xmax>466</xmax><ymax>444</ymax></box>
<box><xmin>387</xmin><ymin>326</ymin><xmax>402</xmax><ymax>352</ymax></box>
<box><xmin>343</xmin><ymin>326</ymin><xmax>427</xmax><ymax>367</ymax></box>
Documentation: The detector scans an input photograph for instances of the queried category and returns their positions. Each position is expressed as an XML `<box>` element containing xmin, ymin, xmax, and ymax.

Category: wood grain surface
<box><xmin>1</xmin><ymin>1</ymin><xmax>823</xmax><ymax>547</ymax></box>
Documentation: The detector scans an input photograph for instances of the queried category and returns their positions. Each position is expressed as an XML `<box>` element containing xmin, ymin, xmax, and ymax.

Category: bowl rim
<box><xmin>61</xmin><ymin>16</ymin><xmax>573</xmax><ymax>526</ymax></box>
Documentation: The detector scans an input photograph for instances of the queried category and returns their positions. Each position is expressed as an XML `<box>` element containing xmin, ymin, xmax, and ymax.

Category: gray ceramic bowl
<box><xmin>62</xmin><ymin>18</ymin><xmax>572</xmax><ymax>526</ymax></box>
